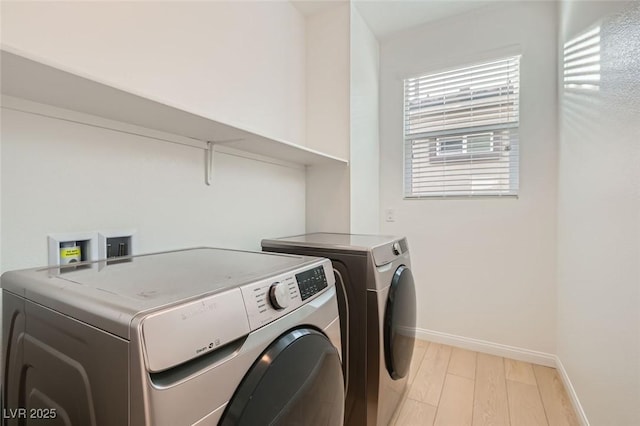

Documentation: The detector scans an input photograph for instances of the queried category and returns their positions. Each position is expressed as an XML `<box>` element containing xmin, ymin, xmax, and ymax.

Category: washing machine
<box><xmin>262</xmin><ymin>233</ymin><xmax>417</xmax><ymax>426</ymax></box>
<box><xmin>2</xmin><ymin>247</ymin><xmax>344</xmax><ymax>425</ymax></box>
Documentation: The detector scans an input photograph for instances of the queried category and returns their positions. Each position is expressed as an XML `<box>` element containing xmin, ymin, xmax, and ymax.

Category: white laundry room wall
<box><xmin>0</xmin><ymin>109</ymin><xmax>306</xmax><ymax>271</ymax></box>
<box><xmin>304</xmin><ymin>3</ymin><xmax>352</xmax><ymax>233</ymax></box>
<box><xmin>349</xmin><ymin>5</ymin><xmax>380</xmax><ymax>234</ymax></box>
<box><xmin>379</xmin><ymin>1</ymin><xmax>559</xmax><ymax>354</ymax></box>
<box><xmin>556</xmin><ymin>1</ymin><xmax>640</xmax><ymax>424</ymax></box>
<box><xmin>302</xmin><ymin>2</ymin><xmax>381</xmax><ymax>235</ymax></box>
<box><xmin>0</xmin><ymin>1</ymin><xmax>308</xmax><ymax>273</ymax></box>
<box><xmin>0</xmin><ymin>1</ymin><xmax>307</xmax><ymax>146</ymax></box>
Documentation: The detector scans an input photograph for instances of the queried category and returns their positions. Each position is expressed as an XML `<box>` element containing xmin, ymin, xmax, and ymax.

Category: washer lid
<box><xmin>1</xmin><ymin>248</ymin><xmax>318</xmax><ymax>339</ymax></box>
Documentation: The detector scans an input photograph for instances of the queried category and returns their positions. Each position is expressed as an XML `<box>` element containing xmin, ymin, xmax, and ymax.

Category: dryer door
<box><xmin>219</xmin><ymin>328</ymin><xmax>344</xmax><ymax>426</ymax></box>
<box><xmin>384</xmin><ymin>265</ymin><xmax>417</xmax><ymax>380</ymax></box>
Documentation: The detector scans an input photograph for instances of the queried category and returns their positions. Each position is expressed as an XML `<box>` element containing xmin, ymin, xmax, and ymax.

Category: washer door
<box><xmin>219</xmin><ymin>328</ymin><xmax>344</xmax><ymax>426</ymax></box>
<box><xmin>384</xmin><ymin>265</ymin><xmax>417</xmax><ymax>380</ymax></box>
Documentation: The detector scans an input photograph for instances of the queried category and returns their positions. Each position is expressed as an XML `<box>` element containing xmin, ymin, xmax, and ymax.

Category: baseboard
<box><xmin>554</xmin><ymin>356</ymin><xmax>590</xmax><ymax>426</ymax></box>
<box><xmin>414</xmin><ymin>327</ymin><xmax>556</xmax><ymax>367</ymax></box>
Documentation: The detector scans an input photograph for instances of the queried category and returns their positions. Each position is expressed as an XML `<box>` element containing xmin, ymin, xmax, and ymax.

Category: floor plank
<box><xmin>408</xmin><ymin>343</ymin><xmax>452</xmax><ymax>406</ymax></box>
<box><xmin>473</xmin><ymin>353</ymin><xmax>510</xmax><ymax>426</ymax></box>
<box><xmin>394</xmin><ymin>398</ymin><xmax>437</xmax><ymax>426</ymax></box>
<box><xmin>397</xmin><ymin>341</ymin><xmax>580</xmax><ymax>426</ymax></box>
<box><xmin>533</xmin><ymin>365</ymin><xmax>580</xmax><ymax>426</ymax></box>
<box><xmin>505</xmin><ymin>359</ymin><xmax>537</xmax><ymax>386</ymax></box>
<box><xmin>507</xmin><ymin>380</ymin><xmax>549</xmax><ymax>426</ymax></box>
<box><xmin>415</xmin><ymin>338</ymin><xmax>430</xmax><ymax>349</ymax></box>
<box><xmin>434</xmin><ymin>374</ymin><xmax>475</xmax><ymax>426</ymax></box>
<box><xmin>448</xmin><ymin>347</ymin><xmax>477</xmax><ymax>380</ymax></box>
<box><xmin>408</xmin><ymin>340</ymin><xmax>429</xmax><ymax>386</ymax></box>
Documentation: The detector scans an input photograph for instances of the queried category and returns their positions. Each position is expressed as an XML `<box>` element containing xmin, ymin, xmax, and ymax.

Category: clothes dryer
<box><xmin>262</xmin><ymin>233</ymin><xmax>417</xmax><ymax>426</ymax></box>
<box><xmin>2</xmin><ymin>248</ymin><xmax>344</xmax><ymax>425</ymax></box>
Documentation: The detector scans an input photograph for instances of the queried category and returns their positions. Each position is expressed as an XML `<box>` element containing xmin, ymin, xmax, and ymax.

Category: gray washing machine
<box><xmin>262</xmin><ymin>233</ymin><xmax>417</xmax><ymax>426</ymax></box>
<box><xmin>2</xmin><ymin>248</ymin><xmax>344</xmax><ymax>425</ymax></box>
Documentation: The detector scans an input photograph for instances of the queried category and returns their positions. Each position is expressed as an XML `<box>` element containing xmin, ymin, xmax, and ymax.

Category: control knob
<box><xmin>269</xmin><ymin>282</ymin><xmax>289</xmax><ymax>310</ymax></box>
<box><xmin>392</xmin><ymin>242</ymin><xmax>402</xmax><ymax>256</ymax></box>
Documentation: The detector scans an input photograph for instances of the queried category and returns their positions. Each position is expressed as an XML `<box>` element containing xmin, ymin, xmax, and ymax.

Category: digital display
<box><xmin>295</xmin><ymin>266</ymin><xmax>328</xmax><ymax>301</ymax></box>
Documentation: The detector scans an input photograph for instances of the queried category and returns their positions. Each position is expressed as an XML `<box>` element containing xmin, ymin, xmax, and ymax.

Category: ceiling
<box><xmin>354</xmin><ymin>1</ymin><xmax>493</xmax><ymax>40</ymax></box>
<box><xmin>291</xmin><ymin>0</ymin><xmax>496</xmax><ymax>41</ymax></box>
<box><xmin>291</xmin><ymin>0</ymin><xmax>347</xmax><ymax>17</ymax></box>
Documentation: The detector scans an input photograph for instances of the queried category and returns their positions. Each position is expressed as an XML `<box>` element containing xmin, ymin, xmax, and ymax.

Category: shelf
<box><xmin>0</xmin><ymin>47</ymin><xmax>348</xmax><ymax>167</ymax></box>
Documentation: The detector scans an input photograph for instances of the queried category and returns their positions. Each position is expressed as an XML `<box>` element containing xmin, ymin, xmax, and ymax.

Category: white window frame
<box><xmin>403</xmin><ymin>56</ymin><xmax>521</xmax><ymax>198</ymax></box>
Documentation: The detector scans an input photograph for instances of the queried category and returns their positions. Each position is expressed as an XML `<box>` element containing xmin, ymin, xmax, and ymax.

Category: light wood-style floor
<box><xmin>391</xmin><ymin>340</ymin><xmax>580</xmax><ymax>426</ymax></box>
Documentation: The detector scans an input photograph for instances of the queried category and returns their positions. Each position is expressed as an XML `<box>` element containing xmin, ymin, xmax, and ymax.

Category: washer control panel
<box><xmin>241</xmin><ymin>259</ymin><xmax>333</xmax><ymax>330</ymax></box>
<box><xmin>295</xmin><ymin>265</ymin><xmax>329</xmax><ymax>300</ymax></box>
<box><xmin>268</xmin><ymin>281</ymin><xmax>290</xmax><ymax>310</ymax></box>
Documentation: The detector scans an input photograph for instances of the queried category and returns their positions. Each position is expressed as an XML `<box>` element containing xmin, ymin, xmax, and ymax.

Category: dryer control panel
<box><xmin>241</xmin><ymin>259</ymin><xmax>333</xmax><ymax>330</ymax></box>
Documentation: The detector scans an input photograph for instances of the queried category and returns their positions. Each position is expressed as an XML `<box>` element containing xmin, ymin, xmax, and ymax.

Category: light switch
<box><xmin>385</xmin><ymin>209</ymin><xmax>396</xmax><ymax>222</ymax></box>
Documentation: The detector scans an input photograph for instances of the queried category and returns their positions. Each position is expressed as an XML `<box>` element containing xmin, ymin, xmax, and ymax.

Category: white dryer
<box><xmin>2</xmin><ymin>248</ymin><xmax>344</xmax><ymax>425</ymax></box>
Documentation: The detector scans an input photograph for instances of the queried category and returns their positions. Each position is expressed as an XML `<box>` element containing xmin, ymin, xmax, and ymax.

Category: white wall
<box><xmin>0</xmin><ymin>106</ymin><xmax>306</xmax><ymax>272</ymax></box>
<box><xmin>0</xmin><ymin>1</ymin><xmax>306</xmax><ymax>146</ymax></box>
<box><xmin>306</xmin><ymin>162</ymin><xmax>351</xmax><ymax>234</ymax></box>
<box><xmin>305</xmin><ymin>2</ymin><xmax>351</xmax><ymax>161</ymax></box>
<box><xmin>0</xmin><ymin>0</ymin><xmax>309</xmax><ymax>269</ymax></box>
<box><xmin>350</xmin><ymin>5</ymin><xmax>380</xmax><ymax>234</ymax></box>
<box><xmin>0</xmin><ymin>0</ymin><xmax>309</xmax><ymax>332</ymax></box>
<box><xmin>379</xmin><ymin>2</ymin><xmax>559</xmax><ymax>353</ymax></box>
<box><xmin>557</xmin><ymin>1</ymin><xmax>640</xmax><ymax>424</ymax></box>
<box><xmin>305</xmin><ymin>3</ymin><xmax>351</xmax><ymax>233</ymax></box>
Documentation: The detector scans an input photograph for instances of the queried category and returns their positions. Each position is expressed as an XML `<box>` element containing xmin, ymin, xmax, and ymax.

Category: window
<box><xmin>564</xmin><ymin>26</ymin><xmax>600</xmax><ymax>91</ymax></box>
<box><xmin>404</xmin><ymin>56</ymin><xmax>520</xmax><ymax>198</ymax></box>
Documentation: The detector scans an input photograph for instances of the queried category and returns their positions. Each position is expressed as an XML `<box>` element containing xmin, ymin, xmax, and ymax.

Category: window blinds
<box><xmin>404</xmin><ymin>56</ymin><xmax>520</xmax><ymax>198</ymax></box>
